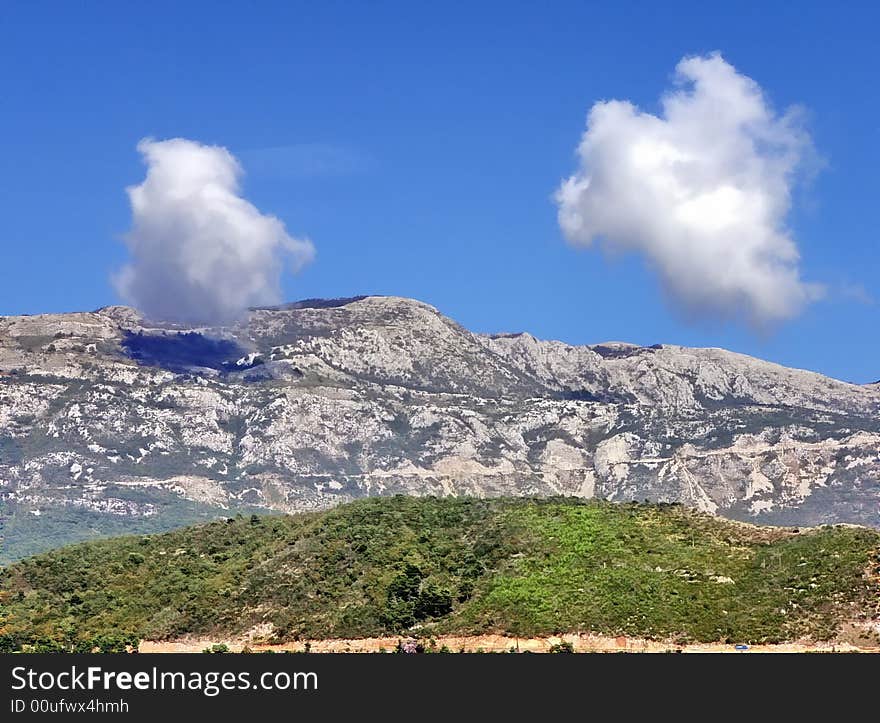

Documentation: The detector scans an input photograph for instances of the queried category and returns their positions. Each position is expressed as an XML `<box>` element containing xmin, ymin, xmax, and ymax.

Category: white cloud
<box><xmin>114</xmin><ymin>138</ymin><xmax>314</xmax><ymax>324</ymax></box>
<box><xmin>556</xmin><ymin>52</ymin><xmax>822</xmax><ymax>328</ymax></box>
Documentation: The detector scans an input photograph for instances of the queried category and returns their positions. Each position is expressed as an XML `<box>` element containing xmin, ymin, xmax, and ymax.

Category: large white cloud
<box><xmin>556</xmin><ymin>52</ymin><xmax>822</xmax><ymax>327</ymax></box>
<box><xmin>114</xmin><ymin>138</ymin><xmax>314</xmax><ymax>324</ymax></box>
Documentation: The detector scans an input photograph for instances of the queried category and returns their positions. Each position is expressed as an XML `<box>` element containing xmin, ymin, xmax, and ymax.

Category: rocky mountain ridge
<box><xmin>1</xmin><ymin>295</ymin><xmax>878</xmax><ymax>561</ymax></box>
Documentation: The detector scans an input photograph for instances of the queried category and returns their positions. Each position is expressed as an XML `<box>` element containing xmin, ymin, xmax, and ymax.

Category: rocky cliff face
<box><xmin>1</xmin><ymin>295</ymin><xmax>878</xmax><ymax>560</ymax></box>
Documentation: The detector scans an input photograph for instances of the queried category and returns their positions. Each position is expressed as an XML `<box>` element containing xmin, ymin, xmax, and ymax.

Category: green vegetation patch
<box><xmin>1</xmin><ymin>497</ymin><xmax>877</xmax><ymax>652</ymax></box>
<box><xmin>451</xmin><ymin>502</ymin><xmax>879</xmax><ymax>643</ymax></box>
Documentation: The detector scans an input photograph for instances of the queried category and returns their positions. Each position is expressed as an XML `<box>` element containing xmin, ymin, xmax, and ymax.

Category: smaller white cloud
<box><xmin>556</xmin><ymin>52</ymin><xmax>823</xmax><ymax>328</ymax></box>
<box><xmin>114</xmin><ymin>138</ymin><xmax>314</xmax><ymax>325</ymax></box>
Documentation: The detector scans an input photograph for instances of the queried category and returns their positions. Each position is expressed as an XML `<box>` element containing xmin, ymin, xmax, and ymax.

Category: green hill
<box><xmin>1</xmin><ymin>496</ymin><xmax>878</xmax><ymax>652</ymax></box>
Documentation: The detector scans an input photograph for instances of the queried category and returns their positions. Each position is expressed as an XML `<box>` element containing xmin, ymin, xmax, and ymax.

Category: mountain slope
<box><xmin>1</xmin><ymin>295</ymin><xmax>879</xmax><ymax>561</ymax></box>
<box><xmin>2</xmin><ymin>497</ymin><xmax>878</xmax><ymax>651</ymax></box>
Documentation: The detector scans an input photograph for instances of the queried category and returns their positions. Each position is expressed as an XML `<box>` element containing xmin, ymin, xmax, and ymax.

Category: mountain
<box><xmin>1</xmin><ymin>295</ymin><xmax>879</xmax><ymax>561</ymax></box>
<box><xmin>3</xmin><ymin>496</ymin><xmax>879</xmax><ymax>651</ymax></box>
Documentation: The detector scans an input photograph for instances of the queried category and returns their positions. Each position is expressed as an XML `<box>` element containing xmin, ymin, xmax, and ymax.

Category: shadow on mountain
<box><xmin>255</xmin><ymin>295</ymin><xmax>368</xmax><ymax>311</ymax></box>
<box><xmin>0</xmin><ymin>435</ymin><xmax>23</xmax><ymax>465</ymax></box>
<box><xmin>122</xmin><ymin>331</ymin><xmax>248</xmax><ymax>373</ymax></box>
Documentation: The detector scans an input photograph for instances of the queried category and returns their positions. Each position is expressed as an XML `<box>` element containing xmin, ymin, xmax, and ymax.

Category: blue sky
<box><xmin>0</xmin><ymin>1</ymin><xmax>877</xmax><ymax>383</ymax></box>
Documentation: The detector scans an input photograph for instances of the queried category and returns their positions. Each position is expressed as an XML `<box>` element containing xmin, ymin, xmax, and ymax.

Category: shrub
<box><xmin>203</xmin><ymin>643</ymin><xmax>230</xmax><ymax>654</ymax></box>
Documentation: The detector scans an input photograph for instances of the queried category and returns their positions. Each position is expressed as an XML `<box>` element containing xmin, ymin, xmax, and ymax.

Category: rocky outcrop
<box><xmin>1</xmin><ymin>295</ymin><xmax>878</xmax><ymax>560</ymax></box>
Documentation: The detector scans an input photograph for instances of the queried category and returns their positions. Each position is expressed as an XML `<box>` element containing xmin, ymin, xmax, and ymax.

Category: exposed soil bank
<box><xmin>140</xmin><ymin>633</ymin><xmax>880</xmax><ymax>654</ymax></box>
